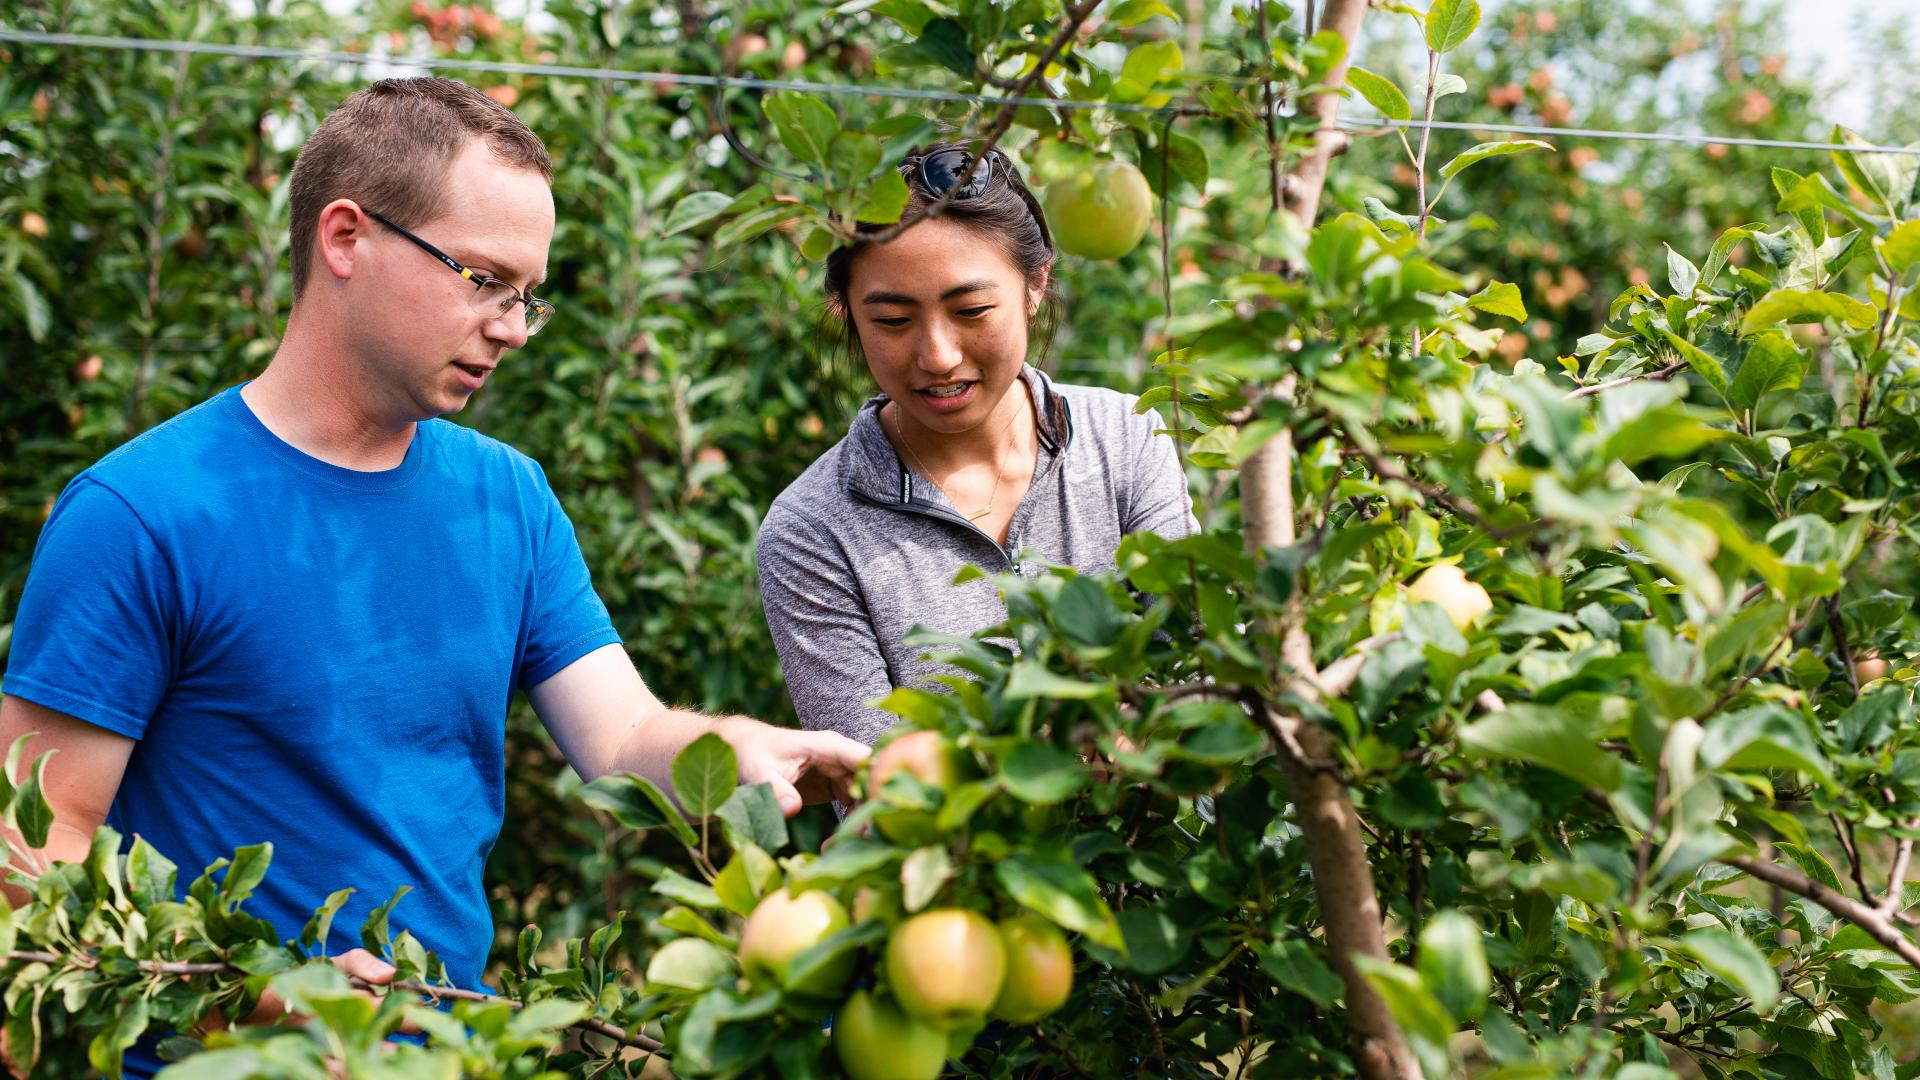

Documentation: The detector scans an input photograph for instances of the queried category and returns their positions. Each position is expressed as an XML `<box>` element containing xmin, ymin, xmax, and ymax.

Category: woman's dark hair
<box><xmin>821</xmin><ymin>143</ymin><xmax>1061</xmax><ymax>371</ymax></box>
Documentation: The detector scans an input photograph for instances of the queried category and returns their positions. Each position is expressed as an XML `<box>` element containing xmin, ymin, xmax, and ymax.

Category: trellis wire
<box><xmin>5</xmin><ymin>27</ymin><xmax>1920</xmax><ymax>156</ymax></box>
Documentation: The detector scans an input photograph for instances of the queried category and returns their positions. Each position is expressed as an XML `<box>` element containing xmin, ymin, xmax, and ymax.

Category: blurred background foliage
<box><xmin>0</xmin><ymin>0</ymin><xmax>1908</xmax><ymax>985</ymax></box>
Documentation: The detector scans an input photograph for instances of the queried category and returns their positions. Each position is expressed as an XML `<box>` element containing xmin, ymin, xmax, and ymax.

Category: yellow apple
<box><xmin>736</xmin><ymin>887</ymin><xmax>852</xmax><ymax>996</ymax></box>
<box><xmin>1406</xmin><ymin>564</ymin><xmax>1493</xmax><ymax>631</ymax></box>
<box><xmin>885</xmin><ymin>908</ymin><xmax>1006</xmax><ymax>1030</ymax></box>
<box><xmin>834</xmin><ymin>989</ymin><xmax>947</xmax><ymax>1080</ymax></box>
<box><xmin>990</xmin><ymin>915</ymin><xmax>1073</xmax><ymax>1023</ymax></box>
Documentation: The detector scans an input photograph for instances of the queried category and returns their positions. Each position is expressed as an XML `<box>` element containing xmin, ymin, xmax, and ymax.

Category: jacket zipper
<box><xmin>850</xmin><ymin>487</ymin><xmax>1022</xmax><ymax>574</ymax></box>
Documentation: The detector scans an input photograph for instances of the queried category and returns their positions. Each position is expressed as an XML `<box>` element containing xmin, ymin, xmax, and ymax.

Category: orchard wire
<box><xmin>5</xmin><ymin>27</ymin><xmax>1920</xmax><ymax>157</ymax></box>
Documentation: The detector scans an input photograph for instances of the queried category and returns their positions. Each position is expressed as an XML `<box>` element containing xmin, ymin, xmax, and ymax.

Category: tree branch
<box><xmin>1723</xmin><ymin>856</ymin><xmax>1920</xmax><ymax>970</ymax></box>
<box><xmin>1564</xmin><ymin>360</ymin><xmax>1687</xmax><ymax>400</ymax></box>
<box><xmin>3</xmin><ymin>949</ymin><xmax>664</xmax><ymax>1053</ymax></box>
<box><xmin>857</xmin><ymin>0</ymin><xmax>1102</xmax><ymax>244</ymax></box>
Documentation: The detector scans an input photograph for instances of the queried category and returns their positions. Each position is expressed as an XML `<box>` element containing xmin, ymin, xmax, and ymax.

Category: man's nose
<box><xmin>482</xmin><ymin>309</ymin><xmax>529</xmax><ymax>350</ymax></box>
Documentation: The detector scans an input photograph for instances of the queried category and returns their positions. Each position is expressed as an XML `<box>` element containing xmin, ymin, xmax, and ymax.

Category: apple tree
<box><xmin>3</xmin><ymin>0</ymin><xmax>1920</xmax><ymax>1078</ymax></box>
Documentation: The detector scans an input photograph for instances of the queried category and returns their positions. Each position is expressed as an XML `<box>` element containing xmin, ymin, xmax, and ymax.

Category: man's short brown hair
<box><xmin>287</xmin><ymin>76</ymin><xmax>553</xmax><ymax>297</ymax></box>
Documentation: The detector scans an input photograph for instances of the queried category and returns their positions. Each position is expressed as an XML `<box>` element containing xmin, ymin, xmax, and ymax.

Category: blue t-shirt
<box><xmin>3</xmin><ymin>384</ymin><xmax>620</xmax><ymax>1071</ymax></box>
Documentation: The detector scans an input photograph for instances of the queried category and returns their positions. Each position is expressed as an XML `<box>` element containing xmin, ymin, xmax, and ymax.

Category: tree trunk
<box><xmin>1244</xmin><ymin>2</ymin><xmax>1422</xmax><ymax>1077</ymax></box>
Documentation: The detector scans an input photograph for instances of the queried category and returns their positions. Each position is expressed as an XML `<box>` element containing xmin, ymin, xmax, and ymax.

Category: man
<box><xmin>0</xmin><ymin>76</ymin><xmax>867</xmax><ymax>1070</ymax></box>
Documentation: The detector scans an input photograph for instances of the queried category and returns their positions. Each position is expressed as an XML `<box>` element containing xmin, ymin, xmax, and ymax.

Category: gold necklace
<box><xmin>889</xmin><ymin>395</ymin><xmax>1026</xmax><ymax>521</ymax></box>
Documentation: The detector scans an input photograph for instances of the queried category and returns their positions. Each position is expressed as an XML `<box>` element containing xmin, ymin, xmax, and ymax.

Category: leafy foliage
<box><xmin>3</xmin><ymin>0</ymin><xmax>1920</xmax><ymax>1077</ymax></box>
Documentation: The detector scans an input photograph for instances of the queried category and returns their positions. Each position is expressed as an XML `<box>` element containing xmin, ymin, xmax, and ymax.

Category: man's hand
<box><xmin>204</xmin><ymin>948</ymin><xmax>419</xmax><ymax>1034</ymax></box>
<box><xmin>724</xmin><ymin>719</ymin><xmax>870</xmax><ymax>815</ymax></box>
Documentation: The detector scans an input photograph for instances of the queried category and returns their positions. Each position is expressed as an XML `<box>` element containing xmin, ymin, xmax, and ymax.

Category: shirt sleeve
<box><xmin>757</xmin><ymin>505</ymin><xmax>899</xmax><ymax>747</ymax></box>
<box><xmin>515</xmin><ymin>473</ymin><xmax>622</xmax><ymax>691</ymax></box>
<box><xmin>1124</xmin><ymin>405</ymin><xmax>1200</xmax><ymax>541</ymax></box>
<box><xmin>2</xmin><ymin>477</ymin><xmax>179</xmax><ymax>739</ymax></box>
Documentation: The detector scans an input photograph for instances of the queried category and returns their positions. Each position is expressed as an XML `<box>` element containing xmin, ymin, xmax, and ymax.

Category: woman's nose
<box><xmin>916</xmin><ymin>319</ymin><xmax>963</xmax><ymax>372</ymax></box>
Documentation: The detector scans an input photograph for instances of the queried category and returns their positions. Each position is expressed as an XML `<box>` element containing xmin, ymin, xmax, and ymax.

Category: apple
<box><xmin>20</xmin><ymin>212</ymin><xmax>47</xmax><ymax>238</ymax></box>
<box><xmin>1043</xmin><ymin>160</ymin><xmax>1153</xmax><ymax>261</ymax></box>
<box><xmin>886</xmin><ymin>908</ymin><xmax>1006</xmax><ymax>1030</ymax></box>
<box><xmin>737</xmin><ymin>887</ymin><xmax>853</xmax><ymax>996</ymax></box>
<box><xmin>1406</xmin><ymin>564</ymin><xmax>1492</xmax><ymax>631</ymax></box>
<box><xmin>1855</xmin><ymin>652</ymin><xmax>1890</xmax><ymax>685</ymax></box>
<box><xmin>869</xmin><ymin>729</ymin><xmax>972</xmax><ymax>843</ymax></box>
<box><xmin>834</xmin><ymin>989</ymin><xmax>947</xmax><ymax>1080</ymax></box>
<box><xmin>990</xmin><ymin>916</ymin><xmax>1073</xmax><ymax>1023</ymax></box>
<box><xmin>73</xmin><ymin>356</ymin><xmax>102</xmax><ymax>382</ymax></box>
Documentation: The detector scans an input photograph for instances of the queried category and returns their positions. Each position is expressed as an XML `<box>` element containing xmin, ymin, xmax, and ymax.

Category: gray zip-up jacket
<box><xmin>757</xmin><ymin>366</ymin><xmax>1196</xmax><ymax>746</ymax></box>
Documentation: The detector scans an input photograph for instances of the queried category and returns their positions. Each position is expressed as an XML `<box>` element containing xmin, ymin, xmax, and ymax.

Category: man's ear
<box><xmin>314</xmin><ymin>199</ymin><xmax>369</xmax><ymax>284</ymax></box>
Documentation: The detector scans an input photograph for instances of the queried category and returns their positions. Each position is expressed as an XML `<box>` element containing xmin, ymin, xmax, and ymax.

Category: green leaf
<box><xmin>653</xmin><ymin>867</ymin><xmax>725</xmax><ymax>910</ymax></box>
<box><xmin>1000</xmin><ymin>742</ymin><xmax>1091</xmax><ymax>804</ymax></box>
<box><xmin>1125</xmin><ymin>40</ymin><xmax>1185</xmax><ymax>87</ymax></box>
<box><xmin>1355</xmin><ymin>956</ymin><xmax>1456</xmax><ymax>1079</ymax></box>
<box><xmin>713</xmin><ymin>844</ymin><xmax>778</xmax><ymax>917</ymax></box>
<box><xmin>1697</xmin><ymin>706</ymin><xmax>1834</xmax><ymax>792</ymax></box>
<box><xmin>354</xmin><ymin>886</ymin><xmax>410</xmax><ymax>958</ymax></box>
<box><xmin>87</xmin><ymin>992</ymin><xmax>148</xmax><ymax>1079</ymax></box>
<box><xmin>1052</xmin><ymin>575</ymin><xmax>1124</xmax><ymax>647</ymax></box>
<box><xmin>220</xmin><ymin>842</ymin><xmax>272</xmax><ymax>912</ymax></box>
<box><xmin>762</xmin><ymin>92</ymin><xmax>839</xmax><ymax>168</ymax></box>
<box><xmin>1881</xmin><ymin>219</ymin><xmax>1920</xmax><ymax>275</ymax></box>
<box><xmin>1004</xmin><ymin>662</ymin><xmax>1110</xmax><ymax>700</ymax></box>
<box><xmin>1458</xmin><ymin>703</ymin><xmax>1622</xmax><ymax>790</ymax></box>
<box><xmin>581</xmin><ymin>772</ymin><xmax>699</xmax><ymax>848</ymax></box>
<box><xmin>11</xmin><ymin>749</ymin><xmax>54</xmax><ymax>849</ymax></box>
<box><xmin>1679</xmin><ymin>928</ymin><xmax>1779</xmax><ymax>1016</ymax></box>
<box><xmin>13</xmin><ymin>277</ymin><xmax>50</xmax><ymax>344</ymax></box>
<box><xmin>1351</xmin><ymin>66</ymin><xmax>1413</xmax><ymax>122</ymax></box>
<box><xmin>1657</xmin><ymin>328</ymin><xmax>1731</xmax><ymax>402</ymax></box>
<box><xmin>645</xmin><ymin>937</ymin><xmax>736</xmax><ymax>993</ymax></box>
<box><xmin>1109</xmin><ymin>0</ymin><xmax>1180</xmax><ymax>26</ymax></box>
<box><xmin>1740</xmin><ymin>287</ymin><xmax>1877</xmax><ymax>332</ymax></box>
<box><xmin>827</xmin><ymin>131</ymin><xmax>882</xmax><ymax>192</ymax></box>
<box><xmin>901</xmin><ymin>845</ymin><xmax>953</xmax><ymax>913</ymax></box>
<box><xmin>1424</xmin><ymin>0</ymin><xmax>1482</xmax><ymax>53</ymax></box>
<box><xmin>299</xmin><ymin>887</ymin><xmax>355</xmax><ymax>955</ymax></box>
<box><xmin>660</xmin><ymin>905</ymin><xmax>735</xmax><ymax>948</ymax></box>
<box><xmin>672</xmin><ymin>732</ymin><xmax>738</xmax><ymax>819</ymax></box>
<box><xmin>506</xmin><ymin>998</ymin><xmax>590</xmax><ymax>1040</ymax></box>
<box><xmin>1439</xmin><ymin>140</ymin><xmax>1553</xmax><ymax>180</ymax></box>
<box><xmin>996</xmin><ymin>853</ymin><xmax>1124</xmax><ymax>951</ymax></box>
<box><xmin>662</xmin><ymin>191</ymin><xmax>737</xmax><ymax>237</ymax></box>
<box><xmin>712</xmin><ymin>201</ymin><xmax>813</xmax><ymax>248</ymax></box>
<box><xmin>716</xmin><ymin>783</ymin><xmax>789</xmax><ymax>854</ymax></box>
<box><xmin>908</xmin><ymin>17</ymin><xmax>977</xmax><ymax>79</ymax></box>
<box><xmin>126</xmin><ymin>835</ymin><xmax>178</xmax><ymax>910</ymax></box>
<box><xmin>1467</xmin><ymin>280</ymin><xmax>1526</xmax><ymax>322</ymax></box>
<box><xmin>853</xmin><ymin>168</ymin><xmax>910</xmax><ymax>225</ymax></box>
<box><xmin>1417</xmin><ymin>911</ymin><xmax>1491</xmax><ymax>1022</ymax></box>
<box><xmin>1666</xmin><ymin>244</ymin><xmax>1701</xmax><ymax>297</ymax></box>
<box><xmin>1726</xmin><ymin>333</ymin><xmax>1805</xmax><ymax>412</ymax></box>
<box><xmin>1259</xmin><ymin>938</ymin><xmax>1343</xmax><ymax>1007</ymax></box>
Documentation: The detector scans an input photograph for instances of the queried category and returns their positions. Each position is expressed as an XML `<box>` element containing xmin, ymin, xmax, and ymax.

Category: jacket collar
<box><xmin>842</xmin><ymin>365</ymin><xmax>1071</xmax><ymax>506</ymax></box>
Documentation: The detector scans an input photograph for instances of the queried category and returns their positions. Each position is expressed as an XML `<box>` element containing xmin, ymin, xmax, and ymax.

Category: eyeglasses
<box><xmin>912</xmin><ymin>148</ymin><xmax>1054</xmax><ymax>250</ymax></box>
<box><xmin>368</xmin><ymin>211</ymin><xmax>555</xmax><ymax>336</ymax></box>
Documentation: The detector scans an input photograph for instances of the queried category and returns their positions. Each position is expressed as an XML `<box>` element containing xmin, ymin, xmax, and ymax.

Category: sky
<box><xmin>1771</xmin><ymin>0</ymin><xmax>1918</xmax><ymax>134</ymax></box>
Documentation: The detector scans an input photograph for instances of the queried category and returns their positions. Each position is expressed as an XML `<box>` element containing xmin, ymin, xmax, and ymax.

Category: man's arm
<box><xmin>527</xmin><ymin>643</ymin><xmax>869</xmax><ymax>815</ymax></box>
<box><xmin>0</xmin><ymin>694</ymin><xmax>134</xmax><ymax>908</ymax></box>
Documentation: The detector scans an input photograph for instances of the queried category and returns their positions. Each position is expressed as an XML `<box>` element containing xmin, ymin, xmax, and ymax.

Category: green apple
<box><xmin>990</xmin><ymin>915</ymin><xmax>1074</xmax><ymax>1023</ymax></box>
<box><xmin>1043</xmin><ymin>160</ymin><xmax>1153</xmax><ymax>261</ymax></box>
<box><xmin>736</xmin><ymin>887</ymin><xmax>853</xmax><ymax>996</ymax></box>
<box><xmin>1406</xmin><ymin>563</ymin><xmax>1493</xmax><ymax>631</ymax></box>
<box><xmin>834</xmin><ymin>989</ymin><xmax>947</xmax><ymax>1080</ymax></box>
<box><xmin>886</xmin><ymin>908</ymin><xmax>1006</xmax><ymax>1030</ymax></box>
<box><xmin>869</xmin><ymin>729</ymin><xmax>972</xmax><ymax>844</ymax></box>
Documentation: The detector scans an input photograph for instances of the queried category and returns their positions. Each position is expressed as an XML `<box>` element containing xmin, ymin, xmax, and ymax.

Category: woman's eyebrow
<box><xmin>860</xmin><ymin>280</ymin><xmax>1000</xmax><ymax>306</ymax></box>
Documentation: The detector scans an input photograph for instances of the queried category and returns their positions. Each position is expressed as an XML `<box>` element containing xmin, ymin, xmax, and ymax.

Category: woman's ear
<box><xmin>1026</xmin><ymin>261</ymin><xmax>1052</xmax><ymax>319</ymax></box>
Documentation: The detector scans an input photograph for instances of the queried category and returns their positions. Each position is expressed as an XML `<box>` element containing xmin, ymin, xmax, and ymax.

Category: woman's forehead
<box><xmin>849</xmin><ymin>218</ymin><xmax>1024</xmax><ymax>298</ymax></box>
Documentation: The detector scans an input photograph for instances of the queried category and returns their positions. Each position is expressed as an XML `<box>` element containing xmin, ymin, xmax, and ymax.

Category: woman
<box><xmin>757</xmin><ymin>143</ymin><xmax>1195</xmax><ymax>748</ymax></box>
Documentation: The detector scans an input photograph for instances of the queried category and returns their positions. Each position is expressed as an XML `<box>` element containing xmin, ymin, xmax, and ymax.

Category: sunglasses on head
<box><xmin>910</xmin><ymin>147</ymin><xmax>1054</xmax><ymax>249</ymax></box>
